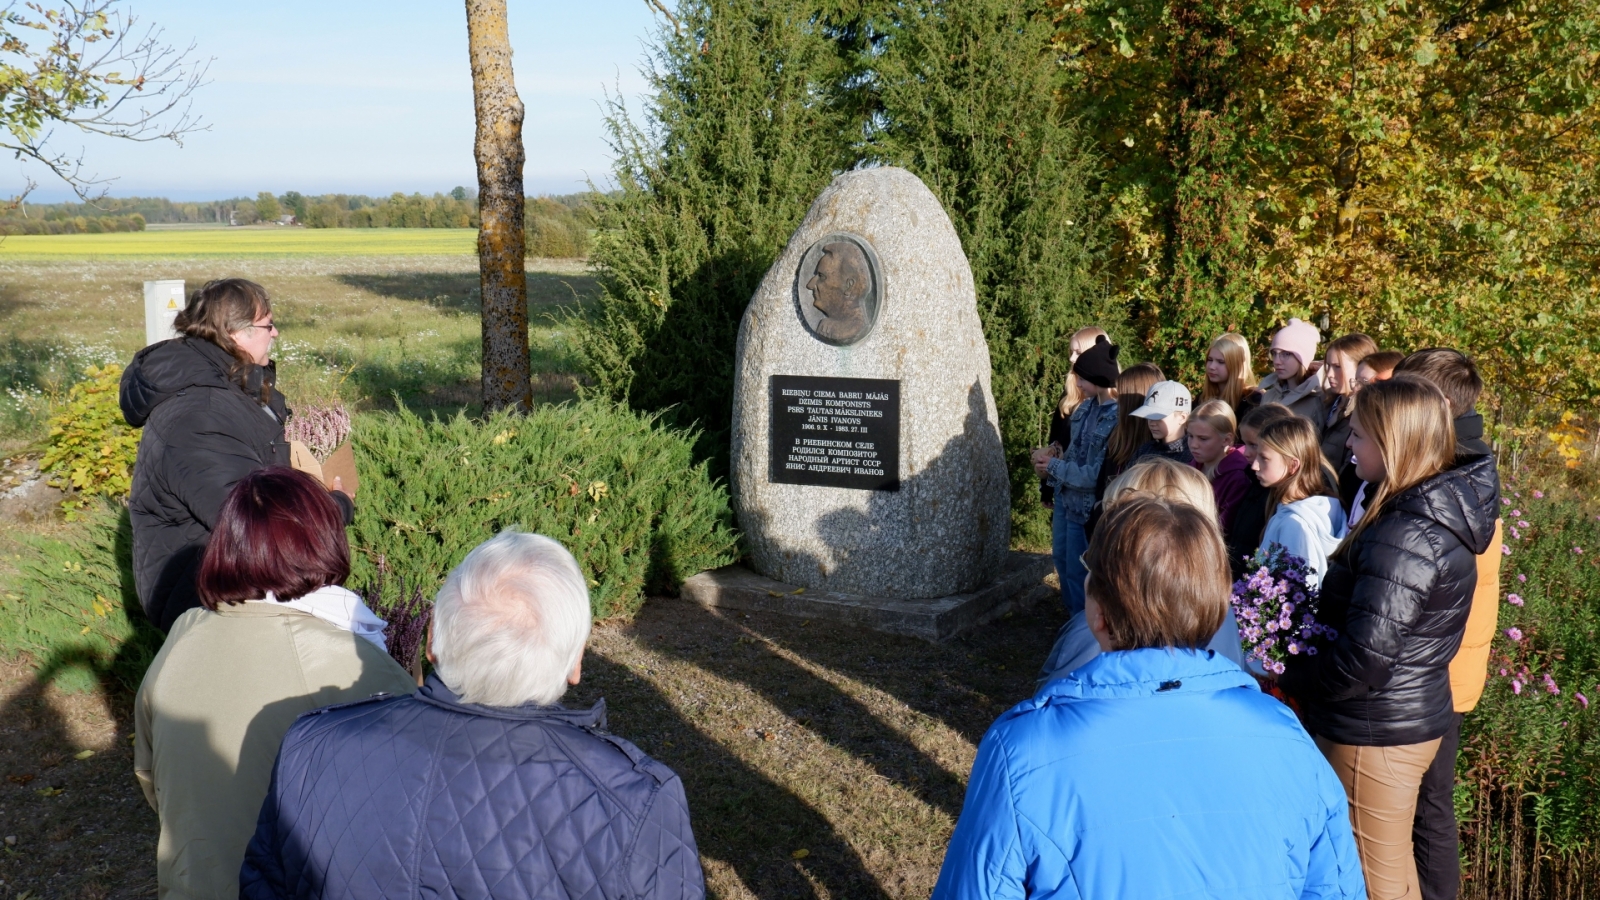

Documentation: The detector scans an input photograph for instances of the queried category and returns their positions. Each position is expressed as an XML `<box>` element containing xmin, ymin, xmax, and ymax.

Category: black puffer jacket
<box><xmin>121</xmin><ymin>338</ymin><xmax>338</xmax><ymax>631</ymax></box>
<box><xmin>1281</xmin><ymin>452</ymin><xmax>1499</xmax><ymax>746</ymax></box>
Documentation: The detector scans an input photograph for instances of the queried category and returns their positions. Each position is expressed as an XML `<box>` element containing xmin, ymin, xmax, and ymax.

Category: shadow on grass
<box><xmin>334</xmin><ymin>271</ymin><xmax>603</xmax><ymax>316</ymax></box>
<box><xmin>575</xmin><ymin>648</ymin><xmax>894</xmax><ymax>900</ymax></box>
<box><xmin>571</xmin><ymin>597</ymin><xmax>1065</xmax><ymax>898</ymax></box>
<box><xmin>0</xmin><ymin>503</ymin><xmax>163</xmax><ymax>769</ymax></box>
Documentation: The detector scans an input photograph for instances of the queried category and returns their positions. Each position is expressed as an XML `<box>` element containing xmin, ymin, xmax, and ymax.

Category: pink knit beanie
<box><xmin>1271</xmin><ymin>318</ymin><xmax>1321</xmax><ymax>370</ymax></box>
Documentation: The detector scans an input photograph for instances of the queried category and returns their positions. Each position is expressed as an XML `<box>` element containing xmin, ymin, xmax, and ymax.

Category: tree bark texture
<box><xmin>466</xmin><ymin>0</ymin><xmax>531</xmax><ymax>412</ymax></box>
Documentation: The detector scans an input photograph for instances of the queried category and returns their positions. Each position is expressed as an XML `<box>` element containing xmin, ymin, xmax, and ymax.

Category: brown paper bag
<box><xmin>320</xmin><ymin>441</ymin><xmax>358</xmax><ymax>497</ymax></box>
<box><xmin>288</xmin><ymin>440</ymin><xmax>324</xmax><ymax>483</ymax></box>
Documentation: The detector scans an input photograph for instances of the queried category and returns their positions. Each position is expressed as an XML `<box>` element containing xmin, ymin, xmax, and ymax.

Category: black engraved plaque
<box><xmin>769</xmin><ymin>374</ymin><xmax>901</xmax><ymax>491</ymax></box>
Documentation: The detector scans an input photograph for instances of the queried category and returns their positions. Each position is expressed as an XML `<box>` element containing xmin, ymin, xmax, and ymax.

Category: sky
<box><xmin>15</xmin><ymin>1</ymin><xmax>664</xmax><ymax>202</ymax></box>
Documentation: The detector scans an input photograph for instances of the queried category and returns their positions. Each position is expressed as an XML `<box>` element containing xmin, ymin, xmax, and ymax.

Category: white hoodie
<box><xmin>1260</xmin><ymin>495</ymin><xmax>1347</xmax><ymax>588</ymax></box>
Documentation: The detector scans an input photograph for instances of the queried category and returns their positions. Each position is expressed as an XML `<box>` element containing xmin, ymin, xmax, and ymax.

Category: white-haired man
<box><xmin>241</xmin><ymin>531</ymin><xmax>705</xmax><ymax>900</ymax></box>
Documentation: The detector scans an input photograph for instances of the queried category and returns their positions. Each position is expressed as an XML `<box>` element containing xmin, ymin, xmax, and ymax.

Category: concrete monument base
<box><xmin>679</xmin><ymin>551</ymin><xmax>1055</xmax><ymax>643</ymax></box>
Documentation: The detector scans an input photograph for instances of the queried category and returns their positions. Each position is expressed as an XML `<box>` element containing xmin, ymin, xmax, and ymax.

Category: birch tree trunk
<box><xmin>466</xmin><ymin>0</ymin><xmax>531</xmax><ymax>412</ymax></box>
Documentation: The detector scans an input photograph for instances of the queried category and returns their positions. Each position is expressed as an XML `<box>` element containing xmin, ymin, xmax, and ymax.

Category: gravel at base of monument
<box><xmin>731</xmin><ymin>167</ymin><xmax>1010</xmax><ymax>600</ymax></box>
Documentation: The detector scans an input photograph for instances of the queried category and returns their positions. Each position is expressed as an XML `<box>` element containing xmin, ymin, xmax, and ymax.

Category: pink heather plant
<box><xmin>284</xmin><ymin>403</ymin><xmax>353</xmax><ymax>462</ymax></box>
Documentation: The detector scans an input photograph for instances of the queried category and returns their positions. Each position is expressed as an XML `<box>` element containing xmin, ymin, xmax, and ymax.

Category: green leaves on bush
<box><xmin>39</xmin><ymin>364</ymin><xmax>139</xmax><ymax>518</ymax></box>
<box><xmin>0</xmin><ymin>503</ymin><xmax>162</xmax><ymax>694</ymax></box>
<box><xmin>349</xmin><ymin>400</ymin><xmax>740</xmax><ymax>620</ymax></box>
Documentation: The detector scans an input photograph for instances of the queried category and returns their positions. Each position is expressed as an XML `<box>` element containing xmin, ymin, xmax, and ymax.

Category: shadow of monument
<box><xmin>572</xmin><ymin>650</ymin><xmax>894</xmax><ymax>900</ymax></box>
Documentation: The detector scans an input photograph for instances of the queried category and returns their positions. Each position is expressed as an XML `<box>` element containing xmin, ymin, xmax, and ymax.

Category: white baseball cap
<box><xmin>1131</xmin><ymin>381</ymin><xmax>1192</xmax><ymax>420</ymax></box>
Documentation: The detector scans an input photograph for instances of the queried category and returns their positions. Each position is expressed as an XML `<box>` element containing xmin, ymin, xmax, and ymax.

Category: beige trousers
<box><xmin>1316</xmin><ymin>736</ymin><xmax>1444</xmax><ymax>900</ymax></box>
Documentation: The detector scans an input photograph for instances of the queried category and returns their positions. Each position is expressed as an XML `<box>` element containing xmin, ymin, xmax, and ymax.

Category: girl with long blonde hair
<box><xmin>1200</xmin><ymin>333</ymin><xmax>1260</xmax><ymax>414</ymax></box>
<box><xmin>1279</xmin><ymin>376</ymin><xmax>1499</xmax><ymax>900</ymax></box>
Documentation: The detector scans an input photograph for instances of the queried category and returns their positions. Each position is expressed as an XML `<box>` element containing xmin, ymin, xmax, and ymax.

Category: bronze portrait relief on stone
<box><xmin>795</xmin><ymin>232</ymin><xmax>881</xmax><ymax>346</ymax></box>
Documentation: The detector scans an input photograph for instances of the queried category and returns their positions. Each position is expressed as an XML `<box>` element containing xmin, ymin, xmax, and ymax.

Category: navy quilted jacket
<box><xmin>240</xmin><ymin>675</ymin><xmax>704</xmax><ymax>900</ymax></box>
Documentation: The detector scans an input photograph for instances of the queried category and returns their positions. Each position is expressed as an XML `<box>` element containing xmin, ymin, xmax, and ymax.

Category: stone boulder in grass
<box><xmin>730</xmin><ymin>167</ymin><xmax>1009</xmax><ymax>599</ymax></box>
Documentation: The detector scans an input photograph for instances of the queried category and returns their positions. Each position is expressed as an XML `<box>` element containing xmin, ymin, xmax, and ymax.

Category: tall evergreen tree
<box><xmin>869</xmin><ymin>0</ymin><xmax>1115</xmax><ymax>542</ymax></box>
<box><xmin>577</xmin><ymin>0</ymin><xmax>867</xmax><ymax>470</ymax></box>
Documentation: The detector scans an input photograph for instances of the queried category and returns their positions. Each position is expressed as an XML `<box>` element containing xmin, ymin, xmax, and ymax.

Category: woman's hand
<box><xmin>331</xmin><ymin>476</ymin><xmax>355</xmax><ymax>501</ymax></box>
<box><xmin>1030</xmin><ymin>448</ymin><xmax>1052</xmax><ymax>477</ymax></box>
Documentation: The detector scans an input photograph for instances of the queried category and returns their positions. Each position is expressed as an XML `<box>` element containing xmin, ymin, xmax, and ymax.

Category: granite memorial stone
<box><xmin>730</xmin><ymin>167</ymin><xmax>1010</xmax><ymax>599</ymax></box>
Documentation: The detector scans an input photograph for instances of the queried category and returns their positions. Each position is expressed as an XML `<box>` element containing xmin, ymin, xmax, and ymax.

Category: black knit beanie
<box><xmin>1072</xmin><ymin>335</ymin><xmax>1120</xmax><ymax>388</ymax></box>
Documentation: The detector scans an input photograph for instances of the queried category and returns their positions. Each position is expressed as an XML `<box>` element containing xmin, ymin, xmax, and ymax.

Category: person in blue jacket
<box><xmin>933</xmin><ymin>497</ymin><xmax>1367</xmax><ymax>900</ymax></box>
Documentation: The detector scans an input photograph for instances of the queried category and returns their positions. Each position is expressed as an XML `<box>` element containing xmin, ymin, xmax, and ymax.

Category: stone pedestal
<box><xmin>680</xmin><ymin>551</ymin><xmax>1054</xmax><ymax>643</ymax></box>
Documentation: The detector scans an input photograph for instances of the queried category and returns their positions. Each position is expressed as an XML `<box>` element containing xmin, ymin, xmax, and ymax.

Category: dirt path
<box><xmin>0</xmin><ymin>592</ymin><xmax>1065</xmax><ymax>899</ymax></box>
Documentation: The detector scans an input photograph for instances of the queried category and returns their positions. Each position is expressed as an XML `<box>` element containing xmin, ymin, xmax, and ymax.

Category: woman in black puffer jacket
<box><xmin>120</xmin><ymin>279</ymin><xmax>353</xmax><ymax>632</ymax></box>
<box><xmin>1280</xmin><ymin>376</ymin><xmax>1498</xmax><ymax>900</ymax></box>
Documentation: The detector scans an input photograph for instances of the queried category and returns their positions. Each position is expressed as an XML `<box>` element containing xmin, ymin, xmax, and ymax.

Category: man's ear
<box><xmin>568</xmin><ymin>652</ymin><xmax>583</xmax><ymax>686</ymax></box>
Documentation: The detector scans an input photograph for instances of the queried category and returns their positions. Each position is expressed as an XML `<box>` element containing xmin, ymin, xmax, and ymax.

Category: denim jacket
<box><xmin>1045</xmin><ymin>397</ymin><xmax>1118</xmax><ymax>524</ymax></box>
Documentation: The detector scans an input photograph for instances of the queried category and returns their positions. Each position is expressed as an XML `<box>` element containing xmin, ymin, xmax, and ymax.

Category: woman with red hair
<box><xmin>133</xmin><ymin>467</ymin><xmax>413</xmax><ymax>900</ymax></box>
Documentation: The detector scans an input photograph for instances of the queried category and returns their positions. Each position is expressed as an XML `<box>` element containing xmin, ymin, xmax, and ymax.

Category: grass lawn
<box><xmin>0</xmin><ymin>227</ymin><xmax>480</xmax><ymax>259</ymax></box>
<box><xmin>0</xmin><ymin>254</ymin><xmax>599</xmax><ymax>448</ymax></box>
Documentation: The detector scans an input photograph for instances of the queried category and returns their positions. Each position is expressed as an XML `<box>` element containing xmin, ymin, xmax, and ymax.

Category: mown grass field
<box><xmin>0</xmin><ymin>253</ymin><xmax>597</xmax><ymax>448</ymax></box>
<box><xmin>0</xmin><ymin>227</ymin><xmax>479</xmax><ymax>258</ymax></box>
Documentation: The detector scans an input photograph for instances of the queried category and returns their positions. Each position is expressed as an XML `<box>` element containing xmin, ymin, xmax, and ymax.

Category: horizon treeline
<box><xmin>0</xmin><ymin>190</ymin><xmax>597</xmax><ymax>256</ymax></box>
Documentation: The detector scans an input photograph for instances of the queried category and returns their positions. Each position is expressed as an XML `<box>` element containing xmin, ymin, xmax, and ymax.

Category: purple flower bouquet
<box><xmin>1232</xmin><ymin>545</ymin><xmax>1337</xmax><ymax>675</ymax></box>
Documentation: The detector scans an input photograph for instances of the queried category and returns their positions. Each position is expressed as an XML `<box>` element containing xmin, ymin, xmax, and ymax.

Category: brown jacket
<box><xmin>135</xmin><ymin>603</ymin><xmax>415</xmax><ymax>900</ymax></box>
<box><xmin>1450</xmin><ymin>518</ymin><xmax>1503</xmax><ymax>713</ymax></box>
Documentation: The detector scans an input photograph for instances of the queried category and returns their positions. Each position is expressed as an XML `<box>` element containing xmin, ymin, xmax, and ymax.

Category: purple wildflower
<box><xmin>1510</xmin><ymin>509</ymin><xmax>1522</xmax><ymax>518</ymax></box>
<box><xmin>1502</xmin><ymin>545</ymin><xmax>1512</xmax><ymax>556</ymax></box>
<box><xmin>1544</xmin><ymin>674</ymin><xmax>1560</xmax><ymax>695</ymax></box>
<box><xmin>1517</xmin><ymin>520</ymin><xmax>1530</xmax><ymax>529</ymax></box>
<box><xmin>1575</xmin><ymin>547</ymin><xmax>1585</xmax><ymax>554</ymax></box>
<box><xmin>1533</xmin><ymin>490</ymin><xmax>1545</xmax><ymax>498</ymax></box>
<box><xmin>1505</xmin><ymin>627</ymin><xmax>1525</xmax><ymax>641</ymax></box>
<box><xmin>1578</xmin><ymin>693</ymin><xmax>1590</xmax><ymax>710</ymax></box>
<box><xmin>1517</xmin><ymin>573</ymin><xmax>1527</xmax><ymax>583</ymax></box>
<box><xmin>1508</xmin><ymin>594</ymin><xmax>1524</xmax><ymax>606</ymax></box>
<box><xmin>1513</xmin><ymin>680</ymin><xmax>1523</xmax><ymax>695</ymax></box>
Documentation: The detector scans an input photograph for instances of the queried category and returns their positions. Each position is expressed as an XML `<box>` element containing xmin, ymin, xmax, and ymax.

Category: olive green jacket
<box><xmin>134</xmin><ymin>602</ymin><xmax>415</xmax><ymax>900</ymax></box>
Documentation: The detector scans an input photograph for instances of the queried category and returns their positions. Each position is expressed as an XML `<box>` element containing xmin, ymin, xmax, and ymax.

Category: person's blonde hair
<box><xmin>1188</xmin><ymin>400</ymin><xmax>1238</xmax><ymax>477</ymax></box>
<box><xmin>1105</xmin><ymin>363</ymin><xmax>1163</xmax><ymax>468</ymax></box>
<box><xmin>1200</xmin><ymin>333</ymin><xmax>1258</xmax><ymax>410</ymax></box>
<box><xmin>1085</xmin><ymin>497</ymin><xmax>1230</xmax><ymax>650</ymax></box>
<box><xmin>1325</xmin><ymin>333</ymin><xmax>1380</xmax><ymax>408</ymax></box>
<box><xmin>1059</xmin><ymin>325</ymin><xmax>1110</xmax><ymax>416</ymax></box>
<box><xmin>1104</xmin><ymin>456</ymin><xmax>1218</xmax><ymax>522</ymax></box>
<box><xmin>1340</xmin><ymin>376</ymin><xmax>1456</xmax><ymax>548</ymax></box>
<box><xmin>1256</xmin><ymin>416</ymin><xmax>1337</xmax><ymax>509</ymax></box>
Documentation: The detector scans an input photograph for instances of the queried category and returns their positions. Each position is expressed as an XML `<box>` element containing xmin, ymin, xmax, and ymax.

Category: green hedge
<box><xmin>350</xmin><ymin>400</ymin><xmax>740</xmax><ymax>620</ymax></box>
